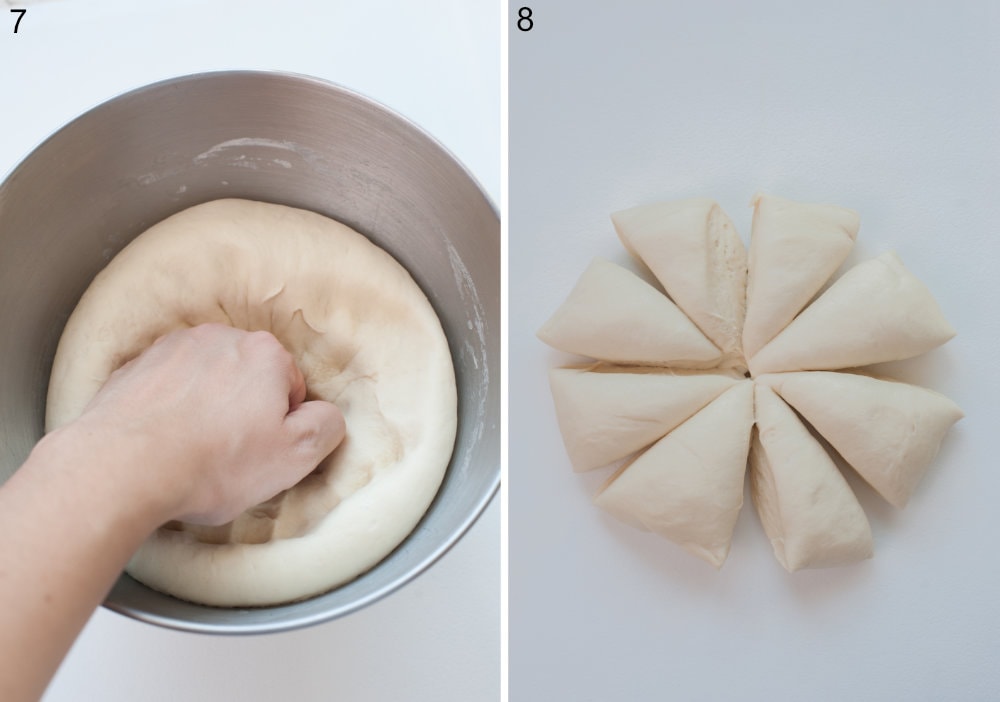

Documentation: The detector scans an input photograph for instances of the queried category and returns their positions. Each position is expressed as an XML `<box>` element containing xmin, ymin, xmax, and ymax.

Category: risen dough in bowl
<box><xmin>45</xmin><ymin>199</ymin><xmax>458</xmax><ymax>607</ymax></box>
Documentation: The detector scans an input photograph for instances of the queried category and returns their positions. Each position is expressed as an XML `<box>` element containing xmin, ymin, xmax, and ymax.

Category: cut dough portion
<box><xmin>46</xmin><ymin>199</ymin><xmax>457</xmax><ymax>607</ymax></box>
<box><xmin>748</xmin><ymin>252</ymin><xmax>955</xmax><ymax>375</ymax></box>
<box><xmin>537</xmin><ymin>258</ymin><xmax>720</xmax><ymax>367</ymax></box>
<box><xmin>612</xmin><ymin>199</ymin><xmax>747</xmax><ymax>364</ymax></box>
<box><xmin>593</xmin><ymin>381</ymin><xmax>754</xmax><ymax>568</ymax></box>
<box><xmin>549</xmin><ymin>367</ymin><xmax>738</xmax><ymax>472</ymax></box>
<box><xmin>758</xmin><ymin>372</ymin><xmax>963</xmax><ymax>508</ymax></box>
<box><xmin>751</xmin><ymin>385</ymin><xmax>873</xmax><ymax>571</ymax></box>
<box><xmin>742</xmin><ymin>193</ymin><xmax>859</xmax><ymax>358</ymax></box>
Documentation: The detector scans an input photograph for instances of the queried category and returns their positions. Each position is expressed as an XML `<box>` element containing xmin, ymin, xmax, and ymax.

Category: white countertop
<box><xmin>1</xmin><ymin>2</ymin><xmax>499</xmax><ymax>700</ymax></box>
<box><xmin>510</xmin><ymin>2</ymin><xmax>1000</xmax><ymax>700</ymax></box>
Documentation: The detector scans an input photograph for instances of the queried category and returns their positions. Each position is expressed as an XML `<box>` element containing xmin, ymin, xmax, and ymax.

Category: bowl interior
<box><xmin>0</xmin><ymin>71</ymin><xmax>499</xmax><ymax>633</ymax></box>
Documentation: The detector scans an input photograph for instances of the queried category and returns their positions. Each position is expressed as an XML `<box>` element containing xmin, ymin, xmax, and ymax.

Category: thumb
<box><xmin>284</xmin><ymin>400</ymin><xmax>346</xmax><ymax>468</ymax></box>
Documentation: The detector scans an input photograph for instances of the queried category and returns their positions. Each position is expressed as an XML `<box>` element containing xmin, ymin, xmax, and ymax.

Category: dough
<box><xmin>751</xmin><ymin>385</ymin><xmax>873</xmax><ymax>571</ymax></box>
<box><xmin>46</xmin><ymin>199</ymin><xmax>457</xmax><ymax>607</ymax></box>
<box><xmin>593</xmin><ymin>381</ymin><xmax>753</xmax><ymax>568</ymax></box>
<box><xmin>758</xmin><ymin>372</ymin><xmax>963</xmax><ymax>508</ymax></box>
<box><xmin>612</xmin><ymin>199</ymin><xmax>747</xmax><ymax>365</ymax></box>
<box><xmin>540</xmin><ymin>194</ymin><xmax>960</xmax><ymax>572</ymax></box>
<box><xmin>537</xmin><ymin>258</ymin><xmax>720</xmax><ymax>367</ymax></box>
<box><xmin>748</xmin><ymin>252</ymin><xmax>955</xmax><ymax>375</ymax></box>
<box><xmin>549</xmin><ymin>366</ymin><xmax>738</xmax><ymax>472</ymax></box>
<box><xmin>742</xmin><ymin>193</ymin><xmax>859</xmax><ymax>358</ymax></box>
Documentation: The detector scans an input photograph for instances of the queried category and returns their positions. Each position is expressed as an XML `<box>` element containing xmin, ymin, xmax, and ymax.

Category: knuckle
<box><xmin>244</xmin><ymin>330</ymin><xmax>279</xmax><ymax>356</ymax></box>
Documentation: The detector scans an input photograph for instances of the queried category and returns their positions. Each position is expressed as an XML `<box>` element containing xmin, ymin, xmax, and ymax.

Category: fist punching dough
<box><xmin>45</xmin><ymin>199</ymin><xmax>458</xmax><ymax>607</ymax></box>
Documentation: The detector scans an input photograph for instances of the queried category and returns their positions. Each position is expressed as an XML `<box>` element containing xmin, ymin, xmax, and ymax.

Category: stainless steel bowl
<box><xmin>0</xmin><ymin>71</ymin><xmax>499</xmax><ymax>633</ymax></box>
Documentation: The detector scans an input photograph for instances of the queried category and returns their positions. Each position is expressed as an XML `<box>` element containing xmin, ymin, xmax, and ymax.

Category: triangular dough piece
<box><xmin>742</xmin><ymin>193</ymin><xmax>859</xmax><ymax>358</ymax></box>
<box><xmin>537</xmin><ymin>258</ymin><xmax>721</xmax><ymax>367</ymax></box>
<box><xmin>751</xmin><ymin>385</ymin><xmax>873</xmax><ymax>571</ymax></box>
<box><xmin>758</xmin><ymin>372</ymin><xmax>963</xmax><ymax>508</ymax></box>
<box><xmin>550</xmin><ymin>368</ymin><xmax>738</xmax><ymax>472</ymax></box>
<box><xmin>593</xmin><ymin>381</ymin><xmax>754</xmax><ymax>568</ymax></box>
<box><xmin>748</xmin><ymin>252</ymin><xmax>955</xmax><ymax>375</ymax></box>
<box><xmin>611</xmin><ymin>199</ymin><xmax>747</xmax><ymax>362</ymax></box>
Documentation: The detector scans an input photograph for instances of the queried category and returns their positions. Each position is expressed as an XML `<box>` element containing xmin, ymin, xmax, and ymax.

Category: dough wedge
<box><xmin>758</xmin><ymin>371</ymin><xmax>963</xmax><ymax>508</ymax></box>
<box><xmin>549</xmin><ymin>367</ymin><xmax>738</xmax><ymax>472</ymax></box>
<box><xmin>749</xmin><ymin>252</ymin><xmax>955</xmax><ymax>375</ymax></box>
<box><xmin>742</xmin><ymin>193</ymin><xmax>859</xmax><ymax>358</ymax></box>
<box><xmin>751</xmin><ymin>385</ymin><xmax>873</xmax><ymax>571</ymax></box>
<box><xmin>537</xmin><ymin>257</ymin><xmax>721</xmax><ymax>367</ymax></box>
<box><xmin>593</xmin><ymin>381</ymin><xmax>753</xmax><ymax>568</ymax></box>
<box><xmin>612</xmin><ymin>199</ymin><xmax>747</xmax><ymax>363</ymax></box>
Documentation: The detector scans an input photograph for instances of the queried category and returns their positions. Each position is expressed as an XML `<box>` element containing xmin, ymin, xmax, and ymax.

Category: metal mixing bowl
<box><xmin>0</xmin><ymin>71</ymin><xmax>499</xmax><ymax>633</ymax></box>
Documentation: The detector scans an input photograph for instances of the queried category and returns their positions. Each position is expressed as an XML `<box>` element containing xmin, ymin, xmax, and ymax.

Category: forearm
<box><xmin>0</xmin><ymin>424</ymin><xmax>175</xmax><ymax>702</ymax></box>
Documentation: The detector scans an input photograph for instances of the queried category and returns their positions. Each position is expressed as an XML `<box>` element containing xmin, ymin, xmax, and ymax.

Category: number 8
<box><xmin>517</xmin><ymin>7</ymin><xmax>533</xmax><ymax>32</ymax></box>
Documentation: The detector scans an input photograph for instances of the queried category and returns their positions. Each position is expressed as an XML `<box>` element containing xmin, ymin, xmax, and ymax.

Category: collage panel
<box><xmin>510</xmin><ymin>2</ymin><xmax>995</xmax><ymax>700</ymax></box>
<box><xmin>0</xmin><ymin>2</ymin><xmax>498</xmax><ymax>701</ymax></box>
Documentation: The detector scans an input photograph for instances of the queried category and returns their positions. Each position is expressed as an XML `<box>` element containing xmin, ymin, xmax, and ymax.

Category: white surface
<box><xmin>510</xmin><ymin>2</ymin><xmax>999</xmax><ymax>701</ymax></box>
<box><xmin>1</xmin><ymin>1</ymin><xmax>499</xmax><ymax>700</ymax></box>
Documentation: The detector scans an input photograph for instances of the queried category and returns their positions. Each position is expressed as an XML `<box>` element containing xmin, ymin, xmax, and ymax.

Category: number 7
<box><xmin>11</xmin><ymin>8</ymin><xmax>26</xmax><ymax>34</ymax></box>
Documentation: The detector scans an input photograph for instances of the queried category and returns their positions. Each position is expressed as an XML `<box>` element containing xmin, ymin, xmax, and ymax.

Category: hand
<box><xmin>0</xmin><ymin>323</ymin><xmax>346</xmax><ymax>702</ymax></box>
<box><xmin>60</xmin><ymin>323</ymin><xmax>345</xmax><ymax>525</ymax></box>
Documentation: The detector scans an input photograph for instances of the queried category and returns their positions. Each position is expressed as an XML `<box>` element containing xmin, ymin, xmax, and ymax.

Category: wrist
<box><xmin>29</xmin><ymin>421</ymin><xmax>185</xmax><ymax>536</ymax></box>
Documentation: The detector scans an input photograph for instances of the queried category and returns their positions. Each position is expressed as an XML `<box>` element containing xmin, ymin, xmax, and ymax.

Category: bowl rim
<box><xmin>5</xmin><ymin>69</ymin><xmax>500</xmax><ymax>635</ymax></box>
<box><xmin>2</xmin><ymin>68</ymin><xmax>500</xmax><ymax>222</ymax></box>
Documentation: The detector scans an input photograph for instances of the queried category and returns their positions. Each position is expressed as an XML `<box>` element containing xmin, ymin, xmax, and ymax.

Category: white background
<box><xmin>510</xmin><ymin>2</ymin><xmax>999</xmax><ymax>701</ymax></box>
<box><xmin>0</xmin><ymin>1</ymin><xmax>499</xmax><ymax>700</ymax></box>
